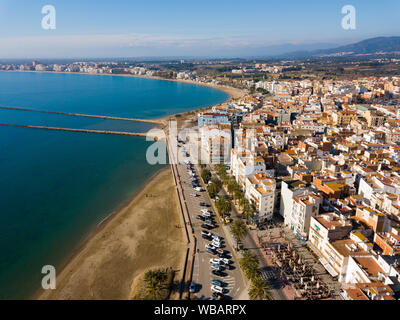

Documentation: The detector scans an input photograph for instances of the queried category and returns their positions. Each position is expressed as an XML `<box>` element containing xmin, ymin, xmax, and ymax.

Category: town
<box><xmin>2</xmin><ymin>58</ymin><xmax>400</xmax><ymax>301</ymax></box>
<box><xmin>173</xmin><ymin>69</ymin><xmax>400</xmax><ymax>301</ymax></box>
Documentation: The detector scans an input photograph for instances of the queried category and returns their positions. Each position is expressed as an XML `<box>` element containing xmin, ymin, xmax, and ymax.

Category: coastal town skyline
<box><xmin>2</xmin><ymin>0</ymin><xmax>400</xmax><ymax>311</ymax></box>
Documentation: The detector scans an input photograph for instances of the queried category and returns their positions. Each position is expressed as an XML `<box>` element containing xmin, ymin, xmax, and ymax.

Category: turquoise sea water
<box><xmin>0</xmin><ymin>71</ymin><xmax>229</xmax><ymax>299</ymax></box>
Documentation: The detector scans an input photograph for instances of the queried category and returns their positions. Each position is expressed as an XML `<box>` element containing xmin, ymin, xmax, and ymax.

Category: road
<box><xmin>207</xmin><ymin>165</ymin><xmax>289</xmax><ymax>300</ymax></box>
<box><xmin>175</xmin><ymin>144</ymin><xmax>246</xmax><ymax>299</ymax></box>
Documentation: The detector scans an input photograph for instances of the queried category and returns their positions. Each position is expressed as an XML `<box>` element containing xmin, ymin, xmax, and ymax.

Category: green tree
<box><xmin>233</xmin><ymin>189</ymin><xmax>243</xmax><ymax>205</ymax></box>
<box><xmin>144</xmin><ymin>269</ymin><xmax>168</xmax><ymax>300</ymax></box>
<box><xmin>239</xmin><ymin>251</ymin><xmax>261</xmax><ymax>280</ymax></box>
<box><xmin>230</xmin><ymin>220</ymin><xmax>247</xmax><ymax>249</ymax></box>
<box><xmin>201</xmin><ymin>168</ymin><xmax>211</xmax><ymax>184</ymax></box>
<box><xmin>215</xmin><ymin>197</ymin><xmax>231</xmax><ymax>217</ymax></box>
<box><xmin>243</xmin><ymin>202</ymin><xmax>256</xmax><ymax>222</ymax></box>
<box><xmin>207</xmin><ymin>182</ymin><xmax>219</xmax><ymax>199</ymax></box>
<box><xmin>211</xmin><ymin>177</ymin><xmax>222</xmax><ymax>189</ymax></box>
<box><xmin>249</xmin><ymin>276</ymin><xmax>272</xmax><ymax>300</ymax></box>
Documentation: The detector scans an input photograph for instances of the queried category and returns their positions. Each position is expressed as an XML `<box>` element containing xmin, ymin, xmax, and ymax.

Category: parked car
<box><xmin>212</xmin><ymin>241</ymin><xmax>222</xmax><ymax>248</ymax></box>
<box><xmin>201</xmin><ymin>231</ymin><xmax>212</xmax><ymax>237</ymax></box>
<box><xmin>211</xmin><ymin>264</ymin><xmax>221</xmax><ymax>271</ymax></box>
<box><xmin>219</xmin><ymin>258</ymin><xmax>230</xmax><ymax>265</ymax></box>
<box><xmin>194</xmin><ymin>187</ymin><xmax>203</xmax><ymax>192</ymax></box>
<box><xmin>211</xmin><ymin>285</ymin><xmax>224</xmax><ymax>294</ymax></box>
<box><xmin>224</xmin><ymin>216</ymin><xmax>232</xmax><ymax>224</ymax></box>
<box><xmin>209</xmin><ymin>258</ymin><xmax>220</xmax><ymax>265</ymax></box>
<box><xmin>207</xmin><ymin>248</ymin><xmax>217</xmax><ymax>255</ymax></box>
<box><xmin>200</xmin><ymin>209</ymin><xmax>211</xmax><ymax>214</ymax></box>
<box><xmin>189</xmin><ymin>282</ymin><xmax>196</xmax><ymax>293</ymax></box>
<box><xmin>212</xmin><ymin>292</ymin><xmax>225</xmax><ymax>300</ymax></box>
<box><xmin>211</xmin><ymin>279</ymin><xmax>224</xmax><ymax>287</ymax></box>
<box><xmin>191</xmin><ymin>193</ymin><xmax>199</xmax><ymax>197</ymax></box>
<box><xmin>200</xmin><ymin>202</ymin><xmax>209</xmax><ymax>207</ymax></box>
<box><xmin>197</xmin><ymin>215</ymin><xmax>206</xmax><ymax>221</ymax></box>
<box><xmin>202</xmin><ymin>234</ymin><xmax>213</xmax><ymax>241</ymax></box>
<box><xmin>211</xmin><ymin>234</ymin><xmax>223</xmax><ymax>241</ymax></box>
<box><xmin>205</xmin><ymin>243</ymin><xmax>215</xmax><ymax>250</ymax></box>
<box><xmin>212</xmin><ymin>270</ymin><xmax>226</xmax><ymax>277</ymax></box>
<box><xmin>201</xmin><ymin>224</ymin><xmax>214</xmax><ymax>230</ymax></box>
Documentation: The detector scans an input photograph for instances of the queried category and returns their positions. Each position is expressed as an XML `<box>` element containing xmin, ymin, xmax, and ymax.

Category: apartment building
<box><xmin>244</xmin><ymin>172</ymin><xmax>276</xmax><ymax>221</ymax></box>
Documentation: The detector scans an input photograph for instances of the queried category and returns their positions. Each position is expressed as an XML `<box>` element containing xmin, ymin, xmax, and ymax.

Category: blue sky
<box><xmin>0</xmin><ymin>0</ymin><xmax>399</xmax><ymax>58</ymax></box>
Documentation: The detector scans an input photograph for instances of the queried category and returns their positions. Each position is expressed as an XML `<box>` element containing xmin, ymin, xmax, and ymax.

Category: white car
<box><xmin>191</xmin><ymin>193</ymin><xmax>199</xmax><ymax>197</ymax></box>
<box><xmin>202</xmin><ymin>211</ymin><xmax>212</xmax><ymax>217</ymax></box>
<box><xmin>219</xmin><ymin>258</ymin><xmax>230</xmax><ymax>265</ymax></box>
<box><xmin>211</xmin><ymin>264</ymin><xmax>221</xmax><ymax>271</ymax></box>
<box><xmin>195</xmin><ymin>187</ymin><xmax>202</xmax><ymax>192</ymax></box>
<box><xmin>201</xmin><ymin>209</ymin><xmax>212</xmax><ymax>214</ymax></box>
<box><xmin>212</xmin><ymin>241</ymin><xmax>222</xmax><ymax>248</ymax></box>
<box><xmin>209</xmin><ymin>258</ymin><xmax>220</xmax><ymax>264</ymax></box>
<box><xmin>211</xmin><ymin>285</ymin><xmax>224</xmax><ymax>294</ymax></box>
<box><xmin>201</xmin><ymin>231</ymin><xmax>212</xmax><ymax>237</ymax></box>
<box><xmin>211</xmin><ymin>234</ymin><xmax>222</xmax><ymax>241</ymax></box>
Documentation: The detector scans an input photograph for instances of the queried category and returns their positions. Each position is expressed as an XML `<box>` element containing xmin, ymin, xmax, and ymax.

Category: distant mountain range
<box><xmin>279</xmin><ymin>36</ymin><xmax>400</xmax><ymax>58</ymax></box>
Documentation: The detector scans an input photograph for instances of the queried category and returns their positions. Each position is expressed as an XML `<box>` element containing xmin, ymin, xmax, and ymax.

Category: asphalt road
<box><xmin>175</xmin><ymin>148</ymin><xmax>245</xmax><ymax>299</ymax></box>
<box><xmin>207</xmin><ymin>165</ymin><xmax>289</xmax><ymax>300</ymax></box>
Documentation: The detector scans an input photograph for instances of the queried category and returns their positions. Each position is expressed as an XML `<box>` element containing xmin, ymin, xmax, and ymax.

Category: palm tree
<box><xmin>249</xmin><ymin>276</ymin><xmax>272</xmax><ymax>300</ymax></box>
<box><xmin>239</xmin><ymin>196</ymin><xmax>247</xmax><ymax>211</ymax></box>
<box><xmin>144</xmin><ymin>269</ymin><xmax>168</xmax><ymax>300</ymax></box>
<box><xmin>243</xmin><ymin>202</ymin><xmax>255</xmax><ymax>222</ymax></box>
<box><xmin>216</xmin><ymin>197</ymin><xmax>231</xmax><ymax>217</ymax></box>
<box><xmin>230</xmin><ymin>220</ymin><xmax>247</xmax><ymax>249</ymax></box>
<box><xmin>233</xmin><ymin>189</ymin><xmax>243</xmax><ymax>205</ymax></box>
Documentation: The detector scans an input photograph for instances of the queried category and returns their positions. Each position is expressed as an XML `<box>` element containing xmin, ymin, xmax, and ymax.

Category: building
<box><xmin>198</xmin><ymin>112</ymin><xmax>230</xmax><ymax>127</ymax></box>
<box><xmin>244</xmin><ymin>172</ymin><xmax>276</xmax><ymax>221</ymax></box>
<box><xmin>286</xmin><ymin>192</ymin><xmax>322</xmax><ymax>240</ymax></box>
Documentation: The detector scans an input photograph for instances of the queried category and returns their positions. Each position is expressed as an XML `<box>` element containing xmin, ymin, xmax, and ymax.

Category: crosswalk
<box><xmin>261</xmin><ymin>269</ymin><xmax>277</xmax><ymax>281</ymax></box>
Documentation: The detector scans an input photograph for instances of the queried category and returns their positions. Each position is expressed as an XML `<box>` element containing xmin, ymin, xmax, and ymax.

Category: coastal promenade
<box><xmin>166</xmin><ymin>135</ymin><xmax>196</xmax><ymax>300</ymax></box>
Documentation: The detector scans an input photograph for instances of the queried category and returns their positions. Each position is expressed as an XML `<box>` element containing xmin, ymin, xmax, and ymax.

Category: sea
<box><xmin>0</xmin><ymin>71</ymin><xmax>229</xmax><ymax>299</ymax></box>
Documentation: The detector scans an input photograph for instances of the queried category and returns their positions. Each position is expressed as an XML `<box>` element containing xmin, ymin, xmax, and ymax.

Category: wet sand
<box><xmin>36</xmin><ymin>167</ymin><xmax>187</xmax><ymax>300</ymax></box>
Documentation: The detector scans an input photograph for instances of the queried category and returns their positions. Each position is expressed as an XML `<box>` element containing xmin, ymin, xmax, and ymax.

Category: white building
<box><xmin>244</xmin><ymin>172</ymin><xmax>276</xmax><ymax>221</ymax></box>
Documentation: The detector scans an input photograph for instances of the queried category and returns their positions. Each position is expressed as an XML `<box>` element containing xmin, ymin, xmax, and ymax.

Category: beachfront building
<box><xmin>231</xmin><ymin>149</ymin><xmax>266</xmax><ymax>186</ymax></box>
<box><xmin>199</xmin><ymin>124</ymin><xmax>232</xmax><ymax>164</ymax></box>
<box><xmin>198</xmin><ymin>112</ymin><xmax>230</xmax><ymax>127</ymax></box>
<box><xmin>244</xmin><ymin>172</ymin><xmax>276</xmax><ymax>221</ymax></box>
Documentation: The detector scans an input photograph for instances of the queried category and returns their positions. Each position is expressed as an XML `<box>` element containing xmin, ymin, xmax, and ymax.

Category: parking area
<box><xmin>175</xmin><ymin>141</ymin><xmax>245</xmax><ymax>300</ymax></box>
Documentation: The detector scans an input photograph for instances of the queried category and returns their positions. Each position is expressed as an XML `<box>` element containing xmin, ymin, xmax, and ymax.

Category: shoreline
<box><xmin>4</xmin><ymin>69</ymin><xmax>246</xmax><ymax>299</ymax></box>
<box><xmin>1</xmin><ymin>69</ymin><xmax>246</xmax><ymax>102</ymax></box>
<box><xmin>33</xmin><ymin>165</ymin><xmax>169</xmax><ymax>299</ymax></box>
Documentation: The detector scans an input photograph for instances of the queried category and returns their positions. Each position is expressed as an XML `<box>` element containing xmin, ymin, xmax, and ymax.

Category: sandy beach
<box><xmin>22</xmin><ymin>69</ymin><xmax>246</xmax><ymax>300</ymax></box>
<box><xmin>36</xmin><ymin>167</ymin><xmax>187</xmax><ymax>300</ymax></box>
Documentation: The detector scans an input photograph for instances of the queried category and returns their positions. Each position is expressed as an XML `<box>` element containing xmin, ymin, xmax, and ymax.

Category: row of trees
<box><xmin>207</xmin><ymin>177</ymin><xmax>222</xmax><ymax>199</ymax></box>
<box><xmin>201</xmin><ymin>168</ymin><xmax>211</xmax><ymax>184</ymax></box>
<box><xmin>215</xmin><ymin>164</ymin><xmax>256</xmax><ymax>222</ymax></box>
<box><xmin>239</xmin><ymin>251</ymin><xmax>271</xmax><ymax>300</ymax></box>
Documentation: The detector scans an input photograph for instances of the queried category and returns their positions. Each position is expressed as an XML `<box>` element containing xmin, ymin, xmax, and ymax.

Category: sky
<box><xmin>0</xmin><ymin>0</ymin><xmax>399</xmax><ymax>58</ymax></box>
